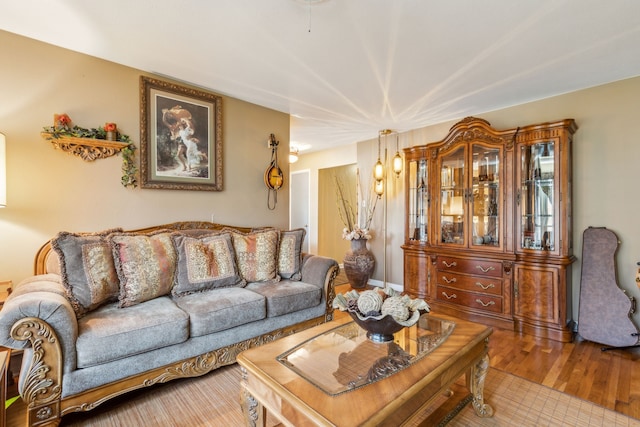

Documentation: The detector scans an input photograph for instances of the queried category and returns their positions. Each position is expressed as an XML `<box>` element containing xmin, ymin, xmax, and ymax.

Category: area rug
<box><xmin>445</xmin><ymin>368</ymin><xmax>640</xmax><ymax>427</ymax></box>
<box><xmin>19</xmin><ymin>365</ymin><xmax>634</xmax><ymax>426</ymax></box>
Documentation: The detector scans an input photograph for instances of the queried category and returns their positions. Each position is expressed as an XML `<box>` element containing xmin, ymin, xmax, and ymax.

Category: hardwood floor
<box><xmin>489</xmin><ymin>325</ymin><xmax>640</xmax><ymax>418</ymax></box>
<box><xmin>334</xmin><ymin>282</ymin><xmax>640</xmax><ymax>420</ymax></box>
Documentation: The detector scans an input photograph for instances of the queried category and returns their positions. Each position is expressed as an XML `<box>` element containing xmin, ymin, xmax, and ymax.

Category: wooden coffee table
<box><xmin>238</xmin><ymin>313</ymin><xmax>493</xmax><ymax>426</ymax></box>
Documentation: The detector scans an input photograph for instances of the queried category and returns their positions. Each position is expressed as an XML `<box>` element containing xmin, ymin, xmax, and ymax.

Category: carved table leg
<box><xmin>239</xmin><ymin>367</ymin><xmax>266</xmax><ymax>427</ymax></box>
<box><xmin>468</xmin><ymin>353</ymin><xmax>494</xmax><ymax>418</ymax></box>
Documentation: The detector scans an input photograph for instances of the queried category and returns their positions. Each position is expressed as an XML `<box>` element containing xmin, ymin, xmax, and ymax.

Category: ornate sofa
<box><xmin>0</xmin><ymin>221</ymin><xmax>339</xmax><ymax>427</ymax></box>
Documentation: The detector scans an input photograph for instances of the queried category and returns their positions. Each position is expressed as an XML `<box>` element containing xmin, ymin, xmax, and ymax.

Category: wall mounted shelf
<box><xmin>41</xmin><ymin>132</ymin><xmax>130</xmax><ymax>162</ymax></box>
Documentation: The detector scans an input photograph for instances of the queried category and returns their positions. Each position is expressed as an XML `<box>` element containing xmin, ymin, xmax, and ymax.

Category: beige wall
<box><xmin>0</xmin><ymin>31</ymin><xmax>290</xmax><ymax>284</ymax></box>
<box><xmin>297</xmin><ymin>76</ymin><xmax>640</xmax><ymax>325</ymax></box>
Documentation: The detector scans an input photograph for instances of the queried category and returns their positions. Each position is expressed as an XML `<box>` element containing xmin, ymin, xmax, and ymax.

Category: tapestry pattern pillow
<box><xmin>109</xmin><ymin>231</ymin><xmax>177</xmax><ymax>308</ymax></box>
<box><xmin>171</xmin><ymin>232</ymin><xmax>245</xmax><ymax>296</ymax></box>
<box><xmin>51</xmin><ymin>229</ymin><xmax>122</xmax><ymax>317</ymax></box>
<box><xmin>227</xmin><ymin>228</ymin><xmax>280</xmax><ymax>283</ymax></box>
<box><xmin>278</xmin><ymin>228</ymin><xmax>306</xmax><ymax>280</ymax></box>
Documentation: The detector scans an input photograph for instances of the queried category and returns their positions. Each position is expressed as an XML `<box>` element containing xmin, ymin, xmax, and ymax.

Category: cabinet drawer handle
<box><xmin>442</xmin><ymin>292</ymin><xmax>457</xmax><ymax>300</ymax></box>
<box><xmin>442</xmin><ymin>261</ymin><xmax>457</xmax><ymax>268</ymax></box>
<box><xmin>442</xmin><ymin>276</ymin><xmax>457</xmax><ymax>284</ymax></box>
<box><xmin>475</xmin><ymin>282</ymin><xmax>495</xmax><ymax>290</ymax></box>
<box><xmin>475</xmin><ymin>265</ymin><xmax>495</xmax><ymax>273</ymax></box>
<box><xmin>475</xmin><ymin>299</ymin><xmax>495</xmax><ymax>307</ymax></box>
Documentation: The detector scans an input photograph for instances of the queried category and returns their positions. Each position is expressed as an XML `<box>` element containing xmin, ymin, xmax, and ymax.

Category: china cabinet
<box><xmin>402</xmin><ymin>117</ymin><xmax>577</xmax><ymax>342</ymax></box>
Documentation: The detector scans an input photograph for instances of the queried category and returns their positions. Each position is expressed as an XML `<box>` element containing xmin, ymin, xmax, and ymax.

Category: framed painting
<box><xmin>140</xmin><ymin>75</ymin><xmax>223</xmax><ymax>190</ymax></box>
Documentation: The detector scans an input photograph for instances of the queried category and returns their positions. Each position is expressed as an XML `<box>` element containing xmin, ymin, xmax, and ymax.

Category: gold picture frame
<box><xmin>140</xmin><ymin>76</ymin><xmax>223</xmax><ymax>191</ymax></box>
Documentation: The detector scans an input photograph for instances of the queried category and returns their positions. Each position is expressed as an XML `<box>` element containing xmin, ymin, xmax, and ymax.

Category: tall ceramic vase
<box><xmin>343</xmin><ymin>238</ymin><xmax>375</xmax><ymax>289</ymax></box>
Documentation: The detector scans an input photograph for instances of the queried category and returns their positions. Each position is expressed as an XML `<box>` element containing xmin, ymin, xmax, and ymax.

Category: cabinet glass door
<box><xmin>440</xmin><ymin>147</ymin><xmax>465</xmax><ymax>245</ymax></box>
<box><xmin>408</xmin><ymin>158</ymin><xmax>428</xmax><ymax>243</ymax></box>
<box><xmin>471</xmin><ymin>145</ymin><xmax>500</xmax><ymax>247</ymax></box>
<box><xmin>520</xmin><ymin>142</ymin><xmax>555</xmax><ymax>251</ymax></box>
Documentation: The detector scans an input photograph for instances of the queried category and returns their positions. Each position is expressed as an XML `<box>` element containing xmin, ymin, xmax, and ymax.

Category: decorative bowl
<box><xmin>333</xmin><ymin>286</ymin><xmax>430</xmax><ymax>343</ymax></box>
<box><xmin>347</xmin><ymin>310</ymin><xmax>412</xmax><ymax>343</ymax></box>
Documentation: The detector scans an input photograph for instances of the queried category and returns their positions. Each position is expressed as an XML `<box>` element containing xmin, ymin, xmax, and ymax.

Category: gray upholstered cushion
<box><xmin>278</xmin><ymin>228</ymin><xmax>306</xmax><ymax>280</ymax></box>
<box><xmin>171</xmin><ymin>232</ymin><xmax>245</xmax><ymax>296</ymax></box>
<box><xmin>172</xmin><ymin>287</ymin><xmax>266</xmax><ymax>337</ymax></box>
<box><xmin>245</xmin><ymin>280</ymin><xmax>321</xmax><ymax>317</ymax></box>
<box><xmin>51</xmin><ymin>229</ymin><xmax>122</xmax><ymax>317</ymax></box>
<box><xmin>76</xmin><ymin>296</ymin><xmax>189</xmax><ymax>368</ymax></box>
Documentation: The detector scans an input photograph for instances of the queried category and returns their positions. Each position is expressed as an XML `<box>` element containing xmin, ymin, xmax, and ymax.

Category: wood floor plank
<box><xmin>603</xmin><ymin>351</ymin><xmax>621</xmax><ymax>408</ymax></box>
<box><xmin>592</xmin><ymin>348</ymin><xmax>615</xmax><ymax>405</ymax></box>
<box><xmin>543</xmin><ymin>342</ymin><xmax>573</xmax><ymax>390</ymax></box>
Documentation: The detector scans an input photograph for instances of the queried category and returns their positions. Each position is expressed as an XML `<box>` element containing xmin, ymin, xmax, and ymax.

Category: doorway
<box><xmin>290</xmin><ymin>170</ymin><xmax>310</xmax><ymax>253</ymax></box>
<box><xmin>318</xmin><ymin>164</ymin><xmax>357</xmax><ymax>264</ymax></box>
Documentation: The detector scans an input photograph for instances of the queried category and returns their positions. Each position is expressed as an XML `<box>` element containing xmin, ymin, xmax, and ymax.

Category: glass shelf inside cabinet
<box><xmin>409</xmin><ymin>159</ymin><xmax>428</xmax><ymax>242</ymax></box>
<box><xmin>520</xmin><ymin>142</ymin><xmax>555</xmax><ymax>251</ymax></box>
<box><xmin>471</xmin><ymin>146</ymin><xmax>500</xmax><ymax>246</ymax></box>
<box><xmin>440</xmin><ymin>147</ymin><xmax>465</xmax><ymax>245</ymax></box>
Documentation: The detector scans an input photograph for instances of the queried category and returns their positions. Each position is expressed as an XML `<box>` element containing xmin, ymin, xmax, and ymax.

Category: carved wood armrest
<box><xmin>11</xmin><ymin>317</ymin><xmax>62</xmax><ymax>426</ymax></box>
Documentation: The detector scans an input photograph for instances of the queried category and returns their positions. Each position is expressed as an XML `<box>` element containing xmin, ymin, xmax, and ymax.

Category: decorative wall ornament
<box><xmin>264</xmin><ymin>133</ymin><xmax>283</xmax><ymax>209</ymax></box>
<box><xmin>140</xmin><ymin>76</ymin><xmax>223</xmax><ymax>191</ymax></box>
<box><xmin>41</xmin><ymin>113</ymin><xmax>138</xmax><ymax>188</ymax></box>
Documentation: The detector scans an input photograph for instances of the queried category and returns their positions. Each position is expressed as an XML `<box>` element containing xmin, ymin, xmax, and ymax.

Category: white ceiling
<box><xmin>2</xmin><ymin>1</ymin><xmax>640</xmax><ymax>153</ymax></box>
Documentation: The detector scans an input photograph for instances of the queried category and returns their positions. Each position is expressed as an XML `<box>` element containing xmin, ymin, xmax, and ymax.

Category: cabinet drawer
<box><xmin>435</xmin><ymin>271</ymin><xmax>503</xmax><ymax>296</ymax></box>
<box><xmin>436</xmin><ymin>256</ymin><xmax>502</xmax><ymax>278</ymax></box>
<box><xmin>436</xmin><ymin>285</ymin><xmax>503</xmax><ymax>313</ymax></box>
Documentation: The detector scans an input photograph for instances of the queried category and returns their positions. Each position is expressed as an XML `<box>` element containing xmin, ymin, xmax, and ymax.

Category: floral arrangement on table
<box><xmin>42</xmin><ymin>114</ymin><xmax>138</xmax><ymax>188</ymax></box>
<box><xmin>333</xmin><ymin>286</ymin><xmax>430</xmax><ymax>327</ymax></box>
<box><xmin>335</xmin><ymin>170</ymin><xmax>379</xmax><ymax>240</ymax></box>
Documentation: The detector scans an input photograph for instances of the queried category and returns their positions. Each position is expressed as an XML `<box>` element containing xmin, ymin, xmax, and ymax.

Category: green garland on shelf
<box><xmin>120</xmin><ymin>143</ymin><xmax>138</xmax><ymax>188</ymax></box>
<box><xmin>43</xmin><ymin>114</ymin><xmax>138</xmax><ymax>188</ymax></box>
<box><xmin>43</xmin><ymin>124</ymin><xmax>129</xmax><ymax>142</ymax></box>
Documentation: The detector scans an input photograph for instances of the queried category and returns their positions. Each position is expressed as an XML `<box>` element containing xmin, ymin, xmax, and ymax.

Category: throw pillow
<box><xmin>109</xmin><ymin>230</ymin><xmax>177</xmax><ymax>308</ymax></box>
<box><xmin>171</xmin><ymin>232</ymin><xmax>245</xmax><ymax>296</ymax></box>
<box><xmin>278</xmin><ymin>228</ymin><xmax>306</xmax><ymax>280</ymax></box>
<box><xmin>51</xmin><ymin>229</ymin><xmax>122</xmax><ymax>317</ymax></box>
<box><xmin>226</xmin><ymin>228</ymin><xmax>280</xmax><ymax>283</ymax></box>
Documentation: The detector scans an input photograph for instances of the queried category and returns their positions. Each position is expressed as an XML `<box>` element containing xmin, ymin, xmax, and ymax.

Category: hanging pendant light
<box><xmin>374</xmin><ymin>178</ymin><xmax>384</xmax><ymax>197</ymax></box>
<box><xmin>373</xmin><ymin>133</ymin><xmax>384</xmax><ymax>182</ymax></box>
<box><xmin>392</xmin><ymin>134</ymin><xmax>403</xmax><ymax>177</ymax></box>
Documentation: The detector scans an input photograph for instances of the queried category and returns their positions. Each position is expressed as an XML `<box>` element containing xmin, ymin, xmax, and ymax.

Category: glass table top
<box><xmin>277</xmin><ymin>314</ymin><xmax>455</xmax><ymax>396</ymax></box>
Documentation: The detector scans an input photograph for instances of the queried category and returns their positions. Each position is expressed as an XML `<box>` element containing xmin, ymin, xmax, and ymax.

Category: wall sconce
<box><xmin>289</xmin><ymin>148</ymin><xmax>299</xmax><ymax>164</ymax></box>
<box><xmin>0</xmin><ymin>133</ymin><xmax>6</xmax><ymax>208</ymax></box>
